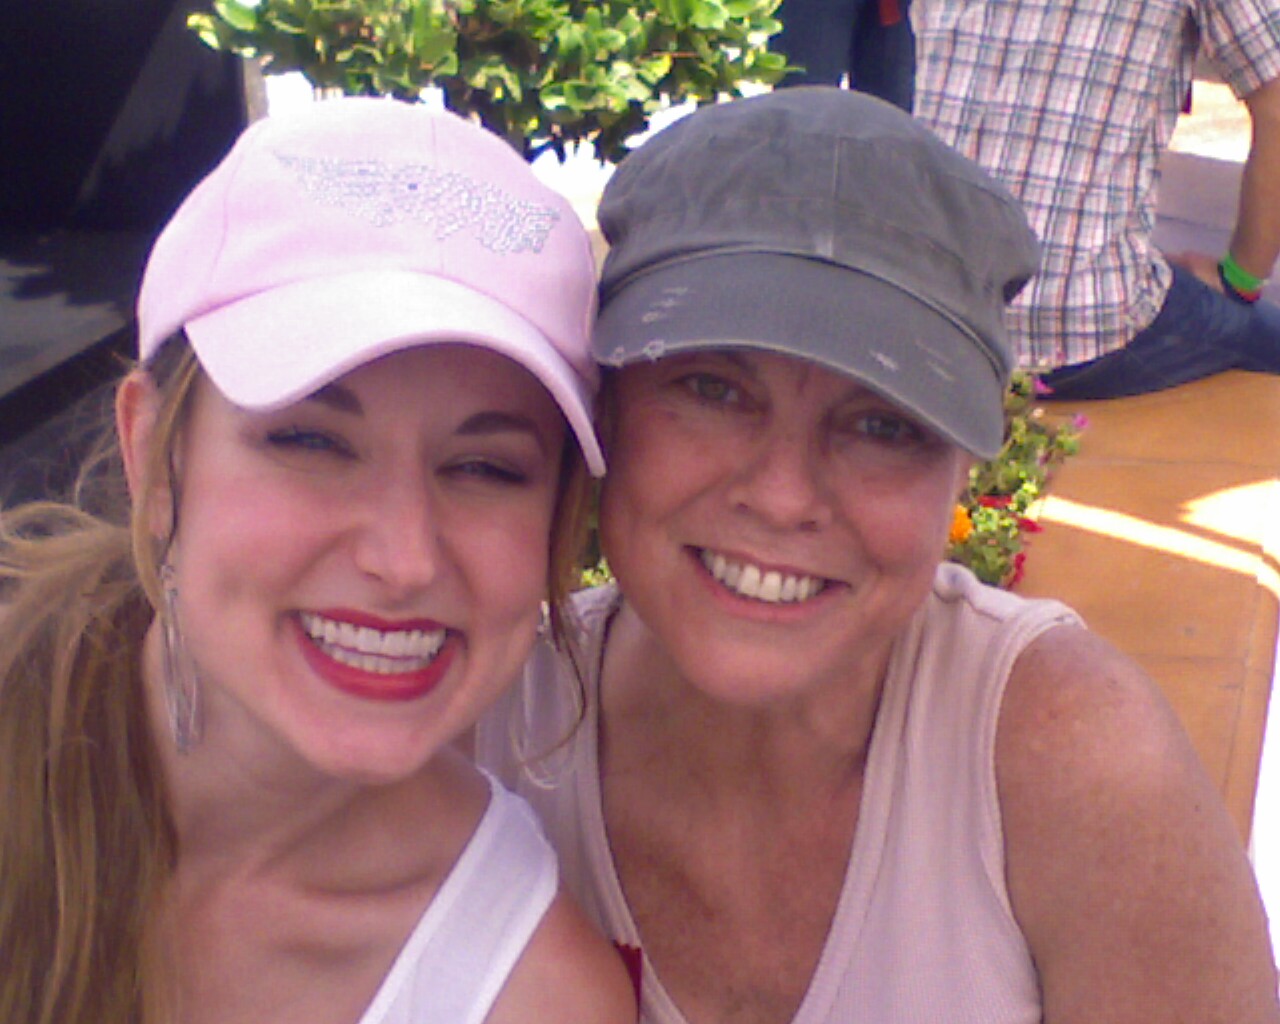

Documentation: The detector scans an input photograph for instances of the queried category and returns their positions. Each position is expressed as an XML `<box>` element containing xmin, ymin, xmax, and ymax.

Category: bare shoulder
<box><xmin>485</xmin><ymin>889</ymin><xmax>637</xmax><ymax>1024</ymax></box>
<box><xmin>997</xmin><ymin>623</ymin><xmax>1280</xmax><ymax>1023</ymax></box>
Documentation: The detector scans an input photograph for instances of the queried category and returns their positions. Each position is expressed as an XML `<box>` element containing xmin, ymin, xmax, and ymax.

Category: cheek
<box><xmin>848</xmin><ymin>472</ymin><xmax>961</xmax><ymax>567</ymax></box>
<box><xmin>455</xmin><ymin>502</ymin><xmax>557</xmax><ymax>616</ymax></box>
<box><xmin>596</xmin><ymin>444</ymin><xmax>645</xmax><ymax>552</ymax></box>
<box><xmin>597</xmin><ymin>451</ymin><xmax>671</xmax><ymax>575</ymax></box>
<box><xmin>600</xmin><ymin>419</ymin><xmax>719</xmax><ymax>539</ymax></box>
<box><xmin>176</xmin><ymin>467</ymin><xmax>333</xmax><ymax>599</ymax></box>
<box><xmin>597</xmin><ymin>476</ymin><xmax>632</xmax><ymax>553</ymax></box>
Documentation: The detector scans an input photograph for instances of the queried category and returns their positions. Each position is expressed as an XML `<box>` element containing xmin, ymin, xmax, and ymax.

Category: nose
<box><xmin>728</xmin><ymin>425</ymin><xmax>832</xmax><ymax>532</ymax></box>
<box><xmin>352</xmin><ymin>473</ymin><xmax>442</xmax><ymax>593</ymax></box>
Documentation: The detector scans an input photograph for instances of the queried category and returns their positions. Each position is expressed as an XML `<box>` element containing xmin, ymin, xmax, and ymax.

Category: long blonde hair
<box><xmin>0</xmin><ymin>337</ymin><xmax>591</xmax><ymax>1023</ymax></box>
<box><xmin>0</xmin><ymin>337</ymin><xmax>197</xmax><ymax>1024</ymax></box>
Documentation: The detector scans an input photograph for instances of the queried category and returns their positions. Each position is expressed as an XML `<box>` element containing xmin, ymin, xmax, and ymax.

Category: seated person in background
<box><xmin>774</xmin><ymin>0</ymin><xmax>916</xmax><ymax>111</ymax></box>
<box><xmin>476</xmin><ymin>88</ymin><xmax>1280</xmax><ymax>1024</ymax></box>
<box><xmin>913</xmin><ymin>0</ymin><xmax>1280</xmax><ymax>400</ymax></box>
<box><xmin>0</xmin><ymin>97</ymin><xmax>634</xmax><ymax>1024</ymax></box>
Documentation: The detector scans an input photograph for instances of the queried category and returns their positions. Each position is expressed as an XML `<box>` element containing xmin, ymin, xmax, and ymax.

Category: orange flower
<box><xmin>949</xmin><ymin>504</ymin><xmax>973</xmax><ymax>544</ymax></box>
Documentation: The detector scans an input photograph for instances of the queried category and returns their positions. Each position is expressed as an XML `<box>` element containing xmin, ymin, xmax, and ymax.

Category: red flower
<box><xmin>978</xmin><ymin>495</ymin><xmax>1013</xmax><ymax>508</ymax></box>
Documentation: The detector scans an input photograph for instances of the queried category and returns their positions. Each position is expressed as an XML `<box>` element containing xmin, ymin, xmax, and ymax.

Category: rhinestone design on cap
<box><xmin>278</xmin><ymin>154</ymin><xmax>561</xmax><ymax>253</ymax></box>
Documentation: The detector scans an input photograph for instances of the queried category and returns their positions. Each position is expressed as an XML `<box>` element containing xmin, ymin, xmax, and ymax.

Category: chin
<box><xmin>300</xmin><ymin>731</ymin><xmax>441</xmax><ymax>786</ymax></box>
<box><xmin>681</xmin><ymin>654</ymin><xmax>819</xmax><ymax>707</ymax></box>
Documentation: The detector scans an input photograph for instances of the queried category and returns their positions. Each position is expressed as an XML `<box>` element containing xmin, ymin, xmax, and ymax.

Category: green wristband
<box><xmin>1219</xmin><ymin>252</ymin><xmax>1265</xmax><ymax>294</ymax></box>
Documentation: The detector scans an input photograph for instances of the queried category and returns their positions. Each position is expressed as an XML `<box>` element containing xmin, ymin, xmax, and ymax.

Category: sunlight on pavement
<box><xmin>1035</xmin><ymin>495</ymin><xmax>1280</xmax><ymax>598</ymax></box>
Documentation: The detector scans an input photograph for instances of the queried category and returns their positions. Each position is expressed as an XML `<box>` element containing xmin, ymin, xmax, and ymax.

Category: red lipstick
<box><xmin>293</xmin><ymin>612</ymin><xmax>457</xmax><ymax>703</ymax></box>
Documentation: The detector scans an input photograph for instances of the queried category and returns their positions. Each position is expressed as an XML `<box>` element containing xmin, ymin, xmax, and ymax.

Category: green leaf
<box><xmin>187</xmin><ymin>12</ymin><xmax>227</xmax><ymax>49</ymax></box>
<box><xmin>663</xmin><ymin>0</ymin><xmax>697</xmax><ymax>28</ymax></box>
<box><xmin>414</xmin><ymin>22</ymin><xmax>457</xmax><ymax>65</ymax></box>
<box><xmin>595</xmin><ymin>27</ymin><xmax>627</xmax><ymax>51</ymax></box>
<box><xmin>214</xmin><ymin>0</ymin><xmax>261</xmax><ymax>32</ymax></box>
<box><xmin>634</xmin><ymin>53</ymin><xmax>673</xmax><ymax>83</ymax></box>
<box><xmin>690</xmin><ymin>0</ymin><xmax>729</xmax><ymax>29</ymax></box>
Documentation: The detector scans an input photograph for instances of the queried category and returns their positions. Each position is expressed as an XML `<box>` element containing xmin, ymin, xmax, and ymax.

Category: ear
<box><xmin>116</xmin><ymin>369</ymin><xmax>172</xmax><ymax>539</ymax></box>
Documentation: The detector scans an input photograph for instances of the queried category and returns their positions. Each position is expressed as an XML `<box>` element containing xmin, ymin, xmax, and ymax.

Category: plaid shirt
<box><xmin>914</xmin><ymin>0</ymin><xmax>1280</xmax><ymax>369</ymax></box>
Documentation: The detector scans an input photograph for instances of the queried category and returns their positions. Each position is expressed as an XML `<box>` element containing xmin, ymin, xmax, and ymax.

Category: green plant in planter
<box><xmin>946</xmin><ymin>372</ymin><xmax>1085</xmax><ymax>588</ymax></box>
<box><xmin>189</xmin><ymin>0</ymin><xmax>789</xmax><ymax>161</ymax></box>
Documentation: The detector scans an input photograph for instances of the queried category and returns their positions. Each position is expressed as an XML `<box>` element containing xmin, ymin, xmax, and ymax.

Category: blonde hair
<box><xmin>0</xmin><ymin>336</ymin><xmax>592</xmax><ymax>1023</ymax></box>
<box><xmin>0</xmin><ymin>337</ymin><xmax>196</xmax><ymax>1024</ymax></box>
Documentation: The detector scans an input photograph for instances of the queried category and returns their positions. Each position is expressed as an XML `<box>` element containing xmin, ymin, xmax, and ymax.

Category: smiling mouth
<box><xmin>696</xmin><ymin>548</ymin><xmax>830</xmax><ymax>604</ymax></box>
<box><xmin>298</xmin><ymin>612</ymin><xmax>447</xmax><ymax>675</ymax></box>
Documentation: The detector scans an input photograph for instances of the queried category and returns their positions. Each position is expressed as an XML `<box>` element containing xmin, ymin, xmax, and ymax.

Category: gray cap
<box><xmin>594</xmin><ymin>87</ymin><xmax>1040</xmax><ymax>458</ymax></box>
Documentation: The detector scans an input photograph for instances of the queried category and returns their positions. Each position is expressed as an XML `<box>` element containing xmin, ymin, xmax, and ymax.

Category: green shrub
<box><xmin>190</xmin><ymin>0</ymin><xmax>788</xmax><ymax>161</ymax></box>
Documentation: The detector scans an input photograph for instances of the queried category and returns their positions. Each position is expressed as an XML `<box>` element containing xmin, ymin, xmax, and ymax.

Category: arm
<box><xmin>1228</xmin><ymin>75</ymin><xmax>1280</xmax><ymax>285</ymax></box>
<box><xmin>997</xmin><ymin>624</ymin><xmax>1280</xmax><ymax>1023</ymax></box>
<box><xmin>488</xmin><ymin>890</ymin><xmax>637</xmax><ymax>1024</ymax></box>
<box><xmin>1170</xmin><ymin>76</ymin><xmax>1280</xmax><ymax>294</ymax></box>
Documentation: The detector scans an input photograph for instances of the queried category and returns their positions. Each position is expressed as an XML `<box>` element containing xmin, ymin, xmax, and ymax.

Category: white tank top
<box><xmin>358</xmin><ymin>773</ymin><xmax>558</xmax><ymax>1024</ymax></box>
<box><xmin>476</xmin><ymin>564</ymin><xmax>1080</xmax><ymax>1023</ymax></box>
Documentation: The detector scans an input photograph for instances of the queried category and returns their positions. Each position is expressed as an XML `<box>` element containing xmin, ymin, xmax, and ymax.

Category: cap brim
<box><xmin>595</xmin><ymin>252</ymin><xmax>1008</xmax><ymax>458</ymax></box>
<box><xmin>184</xmin><ymin>269</ymin><xmax>605</xmax><ymax>476</ymax></box>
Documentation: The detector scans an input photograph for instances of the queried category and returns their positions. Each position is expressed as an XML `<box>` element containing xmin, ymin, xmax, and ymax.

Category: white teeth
<box><xmin>780</xmin><ymin>575</ymin><xmax>797</xmax><ymax>602</ymax></box>
<box><xmin>724</xmin><ymin>560</ymin><xmax>742</xmax><ymax>588</ymax></box>
<box><xmin>299</xmin><ymin>612</ymin><xmax>446</xmax><ymax>675</ymax></box>
<box><xmin>697</xmin><ymin>549</ymin><xmax>825</xmax><ymax>605</ymax></box>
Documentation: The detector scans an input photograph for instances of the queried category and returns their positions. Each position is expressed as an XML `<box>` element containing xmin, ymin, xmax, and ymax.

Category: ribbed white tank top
<box><xmin>359</xmin><ymin>773</ymin><xmax>558</xmax><ymax>1024</ymax></box>
<box><xmin>477</xmin><ymin>564</ymin><xmax>1079</xmax><ymax>1023</ymax></box>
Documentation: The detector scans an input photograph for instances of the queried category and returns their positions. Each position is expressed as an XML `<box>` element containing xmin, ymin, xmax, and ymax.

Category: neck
<box><xmin>140</xmin><ymin>625</ymin><xmax>427</xmax><ymax>877</ymax></box>
<box><xmin>600</xmin><ymin>601</ymin><xmax>889</xmax><ymax>804</ymax></box>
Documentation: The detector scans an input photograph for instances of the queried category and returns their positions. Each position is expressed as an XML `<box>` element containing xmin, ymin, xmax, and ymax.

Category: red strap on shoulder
<box><xmin>879</xmin><ymin>0</ymin><xmax>903</xmax><ymax>24</ymax></box>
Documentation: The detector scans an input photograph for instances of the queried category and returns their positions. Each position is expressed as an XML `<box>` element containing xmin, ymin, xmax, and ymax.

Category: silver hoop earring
<box><xmin>160</xmin><ymin>562</ymin><xmax>202</xmax><ymax>753</ymax></box>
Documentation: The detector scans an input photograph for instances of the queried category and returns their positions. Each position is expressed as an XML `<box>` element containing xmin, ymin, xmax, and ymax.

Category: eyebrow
<box><xmin>455</xmin><ymin>410</ymin><xmax>553</xmax><ymax>454</ymax></box>
<box><xmin>722</xmin><ymin>350</ymin><xmax>759</xmax><ymax>371</ymax></box>
<box><xmin>304</xmin><ymin>385</ymin><xmax>552</xmax><ymax>453</ymax></box>
<box><xmin>670</xmin><ymin>348</ymin><xmax>761</xmax><ymax>379</ymax></box>
<box><xmin>306</xmin><ymin>382</ymin><xmax>363</xmax><ymax>415</ymax></box>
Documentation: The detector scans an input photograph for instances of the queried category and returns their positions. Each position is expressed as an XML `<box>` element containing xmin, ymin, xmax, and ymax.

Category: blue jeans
<box><xmin>1039</xmin><ymin>265</ymin><xmax>1280</xmax><ymax>400</ymax></box>
<box><xmin>774</xmin><ymin>0</ymin><xmax>915</xmax><ymax>112</ymax></box>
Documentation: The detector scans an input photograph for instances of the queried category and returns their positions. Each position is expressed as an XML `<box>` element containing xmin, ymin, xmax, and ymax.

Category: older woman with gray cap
<box><xmin>476</xmin><ymin>88</ymin><xmax>1279</xmax><ymax>1023</ymax></box>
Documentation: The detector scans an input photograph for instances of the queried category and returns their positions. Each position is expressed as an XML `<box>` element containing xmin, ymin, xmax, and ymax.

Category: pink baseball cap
<box><xmin>137</xmin><ymin>97</ymin><xmax>605</xmax><ymax>475</ymax></box>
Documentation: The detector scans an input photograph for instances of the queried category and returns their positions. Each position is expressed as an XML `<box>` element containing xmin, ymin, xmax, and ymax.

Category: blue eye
<box><xmin>266</xmin><ymin>427</ymin><xmax>351</xmax><ymax>456</ymax></box>
<box><xmin>446</xmin><ymin>460</ymin><xmax>528</xmax><ymax>485</ymax></box>
<box><xmin>680</xmin><ymin>373</ymin><xmax>742</xmax><ymax>405</ymax></box>
<box><xmin>855</xmin><ymin>412</ymin><xmax>929</xmax><ymax>445</ymax></box>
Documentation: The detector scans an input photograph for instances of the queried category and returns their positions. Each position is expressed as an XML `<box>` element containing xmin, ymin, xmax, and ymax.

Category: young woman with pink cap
<box><xmin>0</xmin><ymin>98</ymin><xmax>632</xmax><ymax>1024</ymax></box>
